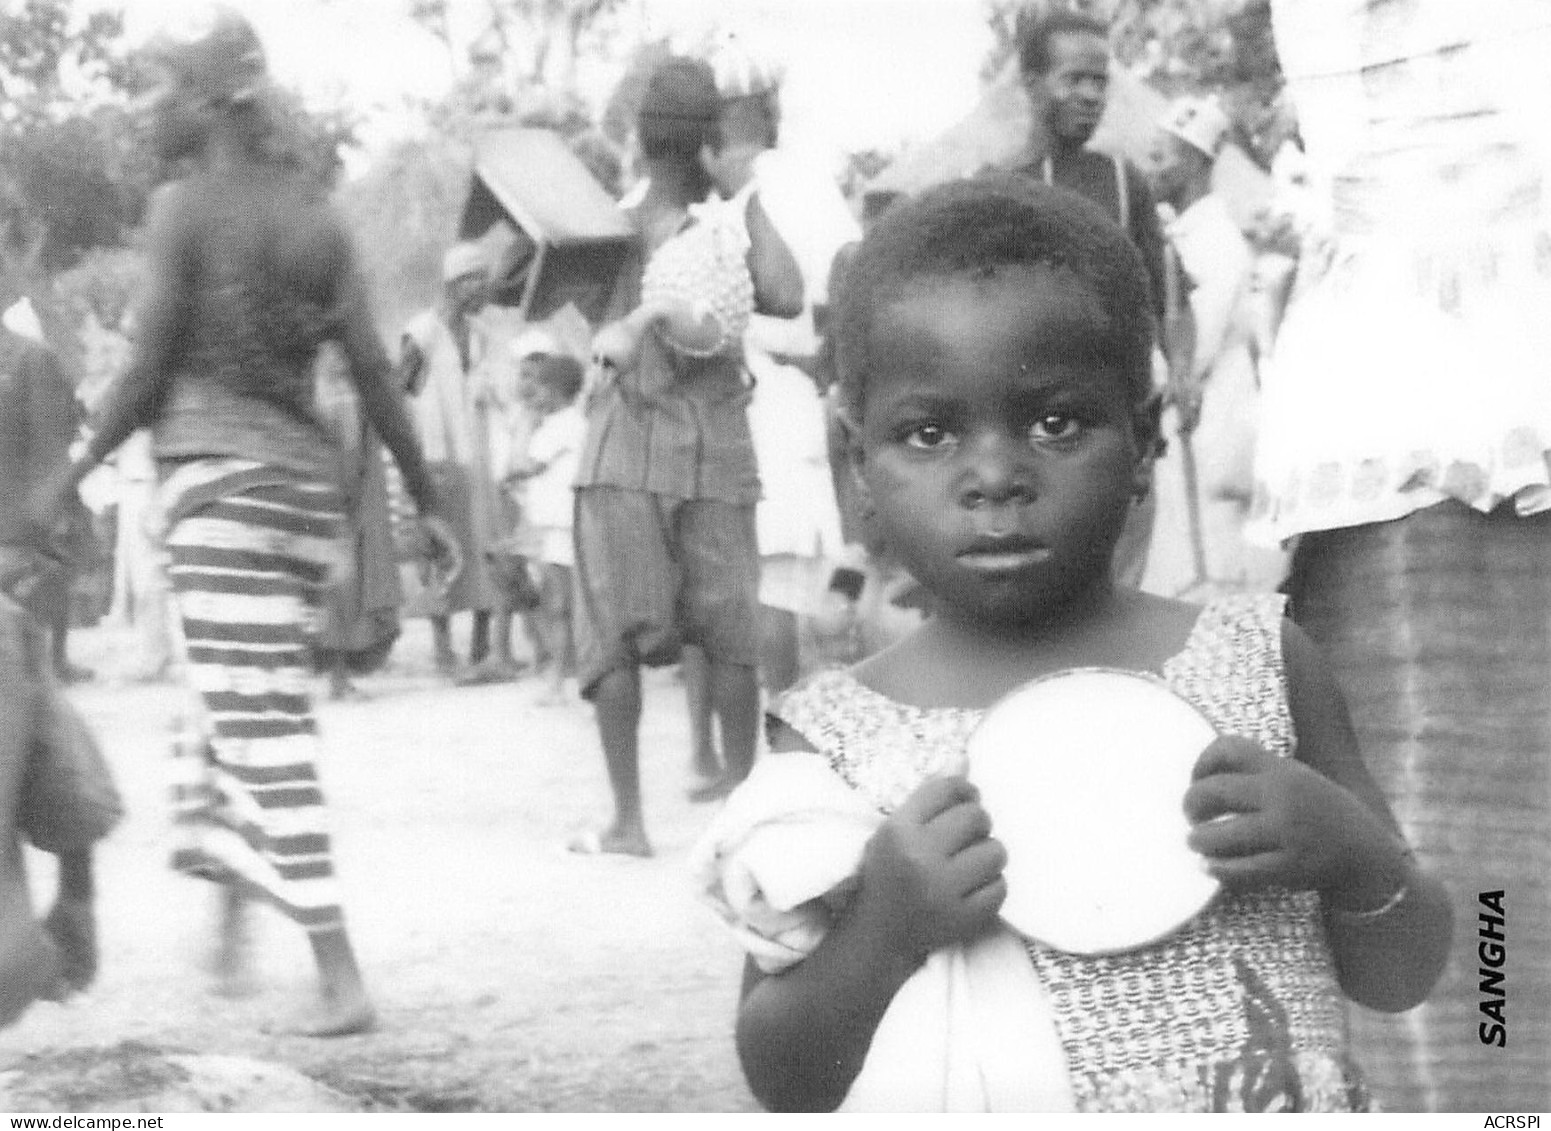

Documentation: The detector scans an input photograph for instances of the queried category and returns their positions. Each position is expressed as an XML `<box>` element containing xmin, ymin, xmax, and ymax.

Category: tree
<box><xmin>408</xmin><ymin>0</ymin><xmax>629</xmax><ymax>125</ymax></box>
<box><xmin>0</xmin><ymin>0</ymin><xmax>362</xmax><ymax>387</ymax></box>
<box><xmin>0</xmin><ymin>1</ymin><xmax>143</xmax><ymax>288</ymax></box>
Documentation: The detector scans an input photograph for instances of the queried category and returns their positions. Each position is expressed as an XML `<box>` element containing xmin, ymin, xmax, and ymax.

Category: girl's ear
<box><xmin>1131</xmin><ymin>388</ymin><xmax>1165</xmax><ymax>494</ymax></box>
<box><xmin>838</xmin><ymin>408</ymin><xmax>876</xmax><ymax>515</ymax></box>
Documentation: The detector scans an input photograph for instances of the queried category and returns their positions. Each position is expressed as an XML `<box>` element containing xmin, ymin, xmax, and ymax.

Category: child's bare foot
<box><xmin>328</xmin><ymin>671</ymin><xmax>368</xmax><ymax>701</ymax></box>
<box><xmin>534</xmin><ymin>673</ymin><xmax>569</xmax><ymax>706</ymax></box>
<box><xmin>567</xmin><ymin>825</ymin><xmax>652</xmax><ymax>857</ymax></box>
<box><xmin>41</xmin><ymin>897</ymin><xmax>97</xmax><ymax>993</ymax></box>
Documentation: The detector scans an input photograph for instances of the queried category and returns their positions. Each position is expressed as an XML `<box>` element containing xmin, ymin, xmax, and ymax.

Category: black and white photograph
<box><xmin>0</xmin><ymin>0</ymin><xmax>1547</xmax><ymax>1115</ymax></box>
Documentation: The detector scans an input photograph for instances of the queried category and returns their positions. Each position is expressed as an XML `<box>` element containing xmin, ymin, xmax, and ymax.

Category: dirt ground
<box><xmin>1</xmin><ymin>618</ymin><xmax>761</xmax><ymax>1113</ymax></box>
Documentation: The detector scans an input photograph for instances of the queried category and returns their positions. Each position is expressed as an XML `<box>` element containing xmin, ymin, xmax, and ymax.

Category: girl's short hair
<box><xmin>833</xmin><ymin>175</ymin><xmax>1155</xmax><ymax>423</ymax></box>
<box><xmin>637</xmin><ymin>57</ymin><xmax>719</xmax><ymax>159</ymax></box>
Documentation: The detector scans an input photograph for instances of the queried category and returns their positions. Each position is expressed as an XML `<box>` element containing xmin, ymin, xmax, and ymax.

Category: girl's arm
<box><xmin>1185</xmin><ymin>621</ymin><xmax>1452</xmax><ymax>1013</ymax></box>
<box><xmin>1281</xmin><ymin>623</ymin><xmax>1453</xmax><ymax>1011</ymax></box>
<box><xmin>743</xmin><ymin>191</ymin><xmax>804</xmax><ymax>319</ymax></box>
<box><xmin>735</xmin><ymin>722</ymin><xmax>1007</xmax><ymax>1111</ymax></box>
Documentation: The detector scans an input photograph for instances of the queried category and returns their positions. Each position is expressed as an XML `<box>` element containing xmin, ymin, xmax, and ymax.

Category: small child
<box><xmin>0</xmin><ymin>552</ymin><xmax>119</xmax><ymax>1027</ymax></box>
<box><xmin>702</xmin><ymin>177</ymin><xmax>1452</xmax><ymax>1112</ymax></box>
<box><xmin>506</xmin><ymin>352</ymin><xmax>586</xmax><ymax>702</ymax></box>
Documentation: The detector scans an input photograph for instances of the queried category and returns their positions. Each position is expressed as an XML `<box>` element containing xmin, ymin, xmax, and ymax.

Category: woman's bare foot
<box><xmin>207</xmin><ymin>889</ymin><xmax>259</xmax><ymax>998</ymax></box>
<box><xmin>303</xmin><ymin>926</ymin><xmax>375</xmax><ymax>1037</ymax></box>
<box><xmin>295</xmin><ymin>990</ymin><xmax>376</xmax><ymax>1038</ymax></box>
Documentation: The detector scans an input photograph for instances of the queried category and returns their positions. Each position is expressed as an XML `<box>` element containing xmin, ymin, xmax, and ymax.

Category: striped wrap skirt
<box><xmin>158</xmin><ymin>458</ymin><xmax>350</xmax><ymax>934</ymax></box>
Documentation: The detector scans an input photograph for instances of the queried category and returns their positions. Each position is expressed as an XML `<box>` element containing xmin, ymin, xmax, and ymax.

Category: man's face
<box><xmin>1026</xmin><ymin>31</ymin><xmax>1111</xmax><ymax>147</ymax></box>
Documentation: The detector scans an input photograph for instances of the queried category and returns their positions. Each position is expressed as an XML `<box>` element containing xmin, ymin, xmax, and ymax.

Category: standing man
<box><xmin>1014</xmin><ymin>11</ymin><xmax>1170</xmax><ymax>588</ymax></box>
<box><xmin>1014</xmin><ymin>11</ymin><xmax>1168</xmax><ymax>314</ymax></box>
<box><xmin>398</xmin><ymin>245</ymin><xmax>503</xmax><ymax>677</ymax></box>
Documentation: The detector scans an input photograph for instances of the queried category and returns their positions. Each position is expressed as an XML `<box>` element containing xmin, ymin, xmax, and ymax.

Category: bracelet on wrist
<box><xmin>1330</xmin><ymin>845</ymin><xmax>1416</xmax><ymax>923</ymax></box>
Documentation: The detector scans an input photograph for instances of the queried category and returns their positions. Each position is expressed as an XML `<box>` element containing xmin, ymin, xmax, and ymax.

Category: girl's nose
<box><xmin>959</xmin><ymin>435</ymin><xmax>1034</xmax><ymax>509</ymax></box>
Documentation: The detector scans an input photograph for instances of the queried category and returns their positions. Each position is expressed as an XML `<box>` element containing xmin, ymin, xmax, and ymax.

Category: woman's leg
<box><xmin>164</xmin><ymin>482</ymin><xmax>373</xmax><ymax>1036</ymax></box>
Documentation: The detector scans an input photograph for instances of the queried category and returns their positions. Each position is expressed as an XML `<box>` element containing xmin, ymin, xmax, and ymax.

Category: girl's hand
<box><xmin>1184</xmin><ymin>736</ymin><xmax>1403</xmax><ymax>904</ymax></box>
<box><xmin>855</xmin><ymin>776</ymin><xmax>1007</xmax><ymax>965</ymax></box>
<box><xmin>590</xmin><ymin>318</ymin><xmax>646</xmax><ymax>378</ymax></box>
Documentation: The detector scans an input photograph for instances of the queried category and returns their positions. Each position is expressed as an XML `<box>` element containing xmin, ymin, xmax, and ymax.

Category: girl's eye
<box><xmin>1030</xmin><ymin>413</ymin><xmax>1082</xmax><ymax>442</ymax></box>
<box><xmin>903</xmin><ymin>423</ymin><xmax>955</xmax><ymax>450</ymax></box>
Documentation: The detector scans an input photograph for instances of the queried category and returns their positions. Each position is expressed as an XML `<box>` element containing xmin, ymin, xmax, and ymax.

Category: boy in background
<box><xmin>506</xmin><ymin>350</ymin><xmax>586</xmax><ymax>703</ymax></box>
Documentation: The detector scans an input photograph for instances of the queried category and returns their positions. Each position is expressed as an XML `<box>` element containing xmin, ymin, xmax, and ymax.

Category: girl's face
<box><xmin>852</xmin><ymin>267</ymin><xmax>1154</xmax><ymax>632</ymax></box>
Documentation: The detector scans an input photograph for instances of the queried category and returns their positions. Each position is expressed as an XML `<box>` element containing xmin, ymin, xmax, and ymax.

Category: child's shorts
<box><xmin>572</xmin><ymin>486</ymin><xmax>759</xmax><ymax>697</ymax></box>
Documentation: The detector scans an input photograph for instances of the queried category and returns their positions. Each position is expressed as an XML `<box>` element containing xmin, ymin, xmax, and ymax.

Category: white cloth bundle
<box><xmin>689</xmin><ymin>752</ymin><xmax>1076</xmax><ymax>1112</ymax></box>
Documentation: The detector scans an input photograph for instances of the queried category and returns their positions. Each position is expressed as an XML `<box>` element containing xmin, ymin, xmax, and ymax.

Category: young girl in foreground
<box><xmin>729</xmin><ymin>178</ymin><xmax>1452</xmax><ymax>1112</ymax></box>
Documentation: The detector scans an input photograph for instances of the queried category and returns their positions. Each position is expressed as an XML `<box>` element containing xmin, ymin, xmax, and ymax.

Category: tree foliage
<box><xmin>409</xmin><ymin>0</ymin><xmax>628</xmax><ymax>130</ymax></box>
<box><xmin>0</xmin><ymin>1</ymin><xmax>145</xmax><ymax>286</ymax></box>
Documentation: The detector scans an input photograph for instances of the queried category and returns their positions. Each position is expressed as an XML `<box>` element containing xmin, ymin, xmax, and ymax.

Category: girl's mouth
<box><xmin>957</xmin><ymin>537</ymin><xmax>1053</xmax><ymax>572</ymax></box>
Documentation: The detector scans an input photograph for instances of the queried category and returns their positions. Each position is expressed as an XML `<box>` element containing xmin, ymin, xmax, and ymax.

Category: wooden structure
<box><xmin>458</xmin><ymin>128</ymin><xmax>635</xmax><ymax>328</ymax></box>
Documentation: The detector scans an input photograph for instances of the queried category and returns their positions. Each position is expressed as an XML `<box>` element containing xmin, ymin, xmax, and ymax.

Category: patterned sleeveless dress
<box><xmin>772</xmin><ymin>594</ymin><xmax>1372</xmax><ymax>1112</ymax></box>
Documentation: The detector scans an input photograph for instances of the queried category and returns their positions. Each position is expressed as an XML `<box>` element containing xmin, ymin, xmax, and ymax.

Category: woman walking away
<box><xmin>26</xmin><ymin>4</ymin><xmax>452</xmax><ymax>1037</ymax></box>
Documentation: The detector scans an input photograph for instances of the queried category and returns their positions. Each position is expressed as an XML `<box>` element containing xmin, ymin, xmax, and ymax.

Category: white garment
<box><xmin>690</xmin><ymin>752</ymin><xmax>1076</xmax><ymax>1112</ymax></box>
<box><xmin>521</xmin><ymin>404</ymin><xmax>585</xmax><ymax>567</ymax></box>
<box><xmin>1165</xmin><ymin>193</ymin><xmax>1253</xmax><ymax>382</ymax></box>
<box><xmin>404</xmin><ymin>310</ymin><xmax>485</xmax><ymax>468</ymax></box>
<box><xmin>743</xmin><ymin>148</ymin><xmax>859</xmax><ymax>609</ymax></box>
<box><xmin>1249</xmin><ymin>0</ymin><xmax>1551</xmax><ymax>545</ymax></box>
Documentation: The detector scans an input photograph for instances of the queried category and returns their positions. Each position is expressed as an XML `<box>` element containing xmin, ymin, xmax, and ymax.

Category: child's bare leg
<box><xmin>574</xmin><ymin>666</ymin><xmax>651</xmax><ymax>856</ymax></box>
<box><xmin>469</xmin><ymin>609</ymin><xmax>491</xmax><ymax>666</ymax></box>
<box><xmin>702</xmin><ymin>658</ymin><xmax>758</xmax><ymax>800</ymax></box>
<box><xmin>683</xmin><ymin>644</ymin><xmax>721</xmax><ymax>786</ymax></box>
<box><xmin>327</xmin><ymin>655</ymin><xmax>364</xmax><ymax>701</ymax></box>
<box><xmin>545</xmin><ymin>648</ymin><xmax>566</xmax><ymax>701</ymax></box>
<box><xmin>431</xmin><ymin>615</ymin><xmax>456</xmax><ymax>674</ymax></box>
<box><xmin>491</xmin><ymin>607</ymin><xmax>515</xmax><ymax>665</ymax></box>
<box><xmin>759</xmin><ymin>604</ymin><xmax>801</xmax><ymax>695</ymax></box>
<box><xmin>301</xmin><ymin>926</ymin><xmax>375</xmax><ymax>1037</ymax></box>
<box><xmin>42</xmin><ymin>849</ymin><xmax>97</xmax><ymax>993</ymax></box>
